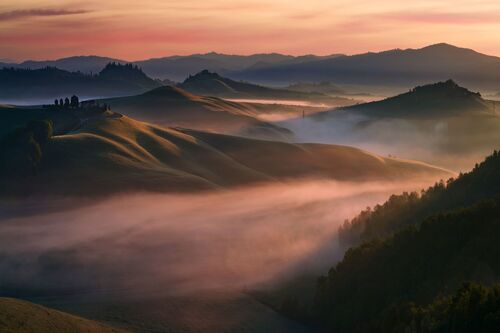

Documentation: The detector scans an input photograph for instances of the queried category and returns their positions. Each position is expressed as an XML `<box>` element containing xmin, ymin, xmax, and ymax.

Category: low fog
<box><xmin>280</xmin><ymin>112</ymin><xmax>495</xmax><ymax>171</ymax></box>
<box><xmin>0</xmin><ymin>180</ymin><xmax>434</xmax><ymax>298</ymax></box>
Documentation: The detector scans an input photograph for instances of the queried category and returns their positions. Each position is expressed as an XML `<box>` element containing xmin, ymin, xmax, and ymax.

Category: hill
<box><xmin>0</xmin><ymin>110</ymin><xmax>451</xmax><ymax>197</ymax></box>
<box><xmin>177</xmin><ymin>70</ymin><xmax>355</xmax><ymax>106</ymax></box>
<box><xmin>0</xmin><ymin>63</ymin><xmax>161</xmax><ymax>103</ymax></box>
<box><xmin>284</xmin><ymin>80</ymin><xmax>500</xmax><ymax>171</ymax></box>
<box><xmin>99</xmin><ymin>85</ymin><xmax>294</xmax><ymax>140</ymax></box>
<box><xmin>10</xmin><ymin>56</ymin><xmax>125</xmax><ymax>74</ymax></box>
<box><xmin>0</xmin><ymin>298</ymin><xmax>129</xmax><ymax>333</ymax></box>
<box><xmin>231</xmin><ymin>43</ymin><xmax>500</xmax><ymax>89</ymax></box>
<box><xmin>342</xmin><ymin>80</ymin><xmax>495</xmax><ymax>118</ymax></box>
<box><xmin>276</xmin><ymin>151</ymin><xmax>500</xmax><ymax>333</ymax></box>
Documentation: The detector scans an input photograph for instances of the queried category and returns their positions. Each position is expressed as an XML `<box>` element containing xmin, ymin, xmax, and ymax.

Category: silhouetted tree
<box><xmin>70</xmin><ymin>95</ymin><xmax>79</xmax><ymax>108</ymax></box>
<box><xmin>64</xmin><ymin>97</ymin><xmax>70</xmax><ymax>107</ymax></box>
<box><xmin>59</xmin><ymin>98</ymin><xmax>64</xmax><ymax>106</ymax></box>
<box><xmin>54</xmin><ymin>99</ymin><xmax>59</xmax><ymax>106</ymax></box>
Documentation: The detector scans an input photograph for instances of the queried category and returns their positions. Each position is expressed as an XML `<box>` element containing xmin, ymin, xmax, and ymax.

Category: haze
<box><xmin>2</xmin><ymin>0</ymin><xmax>500</xmax><ymax>61</ymax></box>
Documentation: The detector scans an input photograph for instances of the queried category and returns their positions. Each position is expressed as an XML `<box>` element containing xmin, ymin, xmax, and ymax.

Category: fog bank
<box><xmin>0</xmin><ymin>179</ymin><xmax>435</xmax><ymax>298</ymax></box>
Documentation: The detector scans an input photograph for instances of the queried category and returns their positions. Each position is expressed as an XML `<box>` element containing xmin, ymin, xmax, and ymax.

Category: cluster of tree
<box><xmin>279</xmin><ymin>151</ymin><xmax>500</xmax><ymax>333</ymax></box>
<box><xmin>391</xmin><ymin>282</ymin><xmax>500</xmax><ymax>333</ymax></box>
<box><xmin>53</xmin><ymin>95</ymin><xmax>79</xmax><ymax>108</ymax></box>
<box><xmin>0</xmin><ymin>120</ymin><xmax>53</xmax><ymax>177</ymax></box>
<box><xmin>338</xmin><ymin>150</ymin><xmax>500</xmax><ymax>249</ymax></box>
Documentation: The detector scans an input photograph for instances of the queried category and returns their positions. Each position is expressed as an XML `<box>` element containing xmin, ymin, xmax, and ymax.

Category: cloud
<box><xmin>0</xmin><ymin>9</ymin><xmax>90</xmax><ymax>21</ymax></box>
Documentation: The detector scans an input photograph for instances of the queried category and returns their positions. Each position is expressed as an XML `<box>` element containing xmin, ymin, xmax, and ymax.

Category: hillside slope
<box><xmin>284</xmin><ymin>80</ymin><xmax>500</xmax><ymax>170</ymax></box>
<box><xmin>342</xmin><ymin>80</ymin><xmax>495</xmax><ymax>118</ymax></box>
<box><xmin>177</xmin><ymin>70</ymin><xmax>354</xmax><ymax>106</ymax></box>
<box><xmin>99</xmin><ymin>85</ymin><xmax>293</xmax><ymax>140</ymax></box>
<box><xmin>0</xmin><ymin>298</ymin><xmax>128</xmax><ymax>333</ymax></box>
<box><xmin>0</xmin><ymin>111</ymin><xmax>451</xmax><ymax>197</ymax></box>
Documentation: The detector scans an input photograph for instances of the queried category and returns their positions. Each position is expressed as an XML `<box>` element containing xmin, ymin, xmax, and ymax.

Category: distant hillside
<box><xmin>342</xmin><ymin>80</ymin><xmax>495</xmax><ymax>118</ymax></box>
<box><xmin>177</xmin><ymin>70</ymin><xmax>355</xmax><ymax>106</ymax></box>
<box><xmin>2</xmin><ymin>53</ymin><xmax>342</xmax><ymax>82</ymax></box>
<box><xmin>99</xmin><ymin>85</ymin><xmax>293</xmax><ymax>140</ymax></box>
<box><xmin>0</xmin><ymin>110</ymin><xmax>451</xmax><ymax>197</ymax></box>
<box><xmin>286</xmin><ymin>80</ymin><xmax>500</xmax><ymax>171</ymax></box>
<box><xmin>285</xmin><ymin>81</ymin><xmax>346</xmax><ymax>95</ymax></box>
<box><xmin>10</xmin><ymin>56</ymin><xmax>125</xmax><ymax>74</ymax></box>
<box><xmin>0</xmin><ymin>63</ymin><xmax>161</xmax><ymax>103</ymax></box>
<box><xmin>231</xmin><ymin>43</ymin><xmax>500</xmax><ymax>89</ymax></box>
<box><xmin>0</xmin><ymin>298</ymin><xmax>129</xmax><ymax>333</ymax></box>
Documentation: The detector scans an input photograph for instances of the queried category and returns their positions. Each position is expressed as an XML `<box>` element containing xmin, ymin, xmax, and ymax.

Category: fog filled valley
<box><xmin>3</xmin><ymin>39</ymin><xmax>500</xmax><ymax>333</ymax></box>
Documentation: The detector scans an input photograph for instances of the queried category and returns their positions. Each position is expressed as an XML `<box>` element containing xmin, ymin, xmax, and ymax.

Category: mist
<box><xmin>0</xmin><ymin>179</ymin><xmax>434</xmax><ymax>299</ymax></box>
<box><xmin>280</xmin><ymin>112</ymin><xmax>494</xmax><ymax>172</ymax></box>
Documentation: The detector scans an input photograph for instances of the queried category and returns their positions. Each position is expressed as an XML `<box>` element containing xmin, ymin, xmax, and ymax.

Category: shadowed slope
<box><xmin>100</xmin><ymin>86</ymin><xmax>294</xmax><ymax>140</ymax></box>
<box><xmin>1</xmin><ymin>112</ymin><xmax>452</xmax><ymax>197</ymax></box>
<box><xmin>0</xmin><ymin>298</ymin><xmax>129</xmax><ymax>333</ymax></box>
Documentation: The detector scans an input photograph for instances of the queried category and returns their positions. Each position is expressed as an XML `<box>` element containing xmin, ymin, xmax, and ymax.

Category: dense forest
<box><xmin>338</xmin><ymin>150</ymin><xmax>500</xmax><ymax>249</ymax></box>
<box><xmin>280</xmin><ymin>151</ymin><xmax>500</xmax><ymax>333</ymax></box>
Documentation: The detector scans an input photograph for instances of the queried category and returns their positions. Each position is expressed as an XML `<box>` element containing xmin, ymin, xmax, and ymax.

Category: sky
<box><xmin>1</xmin><ymin>0</ymin><xmax>500</xmax><ymax>61</ymax></box>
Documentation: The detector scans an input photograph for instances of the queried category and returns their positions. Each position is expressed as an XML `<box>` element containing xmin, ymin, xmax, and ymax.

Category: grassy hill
<box><xmin>99</xmin><ymin>85</ymin><xmax>293</xmax><ymax>140</ymax></box>
<box><xmin>0</xmin><ymin>298</ymin><xmax>129</xmax><ymax>333</ymax></box>
<box><xmin>177</xmin><ymin>70</ymin><xmax>355</xmax><ymax>106</ymax></box>
<box><xmin>0</xmin><ymin>110</ymin><xmax>451</xmax><ymax>197</ymax></box>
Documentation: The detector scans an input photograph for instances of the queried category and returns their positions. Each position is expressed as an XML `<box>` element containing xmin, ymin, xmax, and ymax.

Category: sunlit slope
<box><xmin>5</xmin><ymin>113</ymin><xmax>452</xmax><ymax>196</ymax></box>
<box><xmin>100</xmin><ymin>86</ymin><xmax>292</xmax><ymax>139</ymax></box>
<box><xmin>0</xmin><ymin>298</ymin><xmax>129</xmax><ymax>333</ymax></box>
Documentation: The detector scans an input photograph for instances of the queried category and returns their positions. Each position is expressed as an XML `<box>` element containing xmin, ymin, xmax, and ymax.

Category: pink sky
<box><xmin>1</xmin><ymin>0</ymin><xmax>500</xmax><ymax>61</ymax></box>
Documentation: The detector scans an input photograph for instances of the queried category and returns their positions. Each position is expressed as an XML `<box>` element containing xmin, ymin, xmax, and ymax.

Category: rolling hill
<box><xmin>231</xmin><ymin>43</ymin><xmax>500</xmax><ymax>89</ymax></box>
<box><xmin>0</xmin><ymin>298</ymin><xmax>129</xmax><ymax>333</ymax></box>
<box><xmin>341</xmin><ymin>79</ymin><xmax>496</xmax><ymax>118</ymax></box>
<box><xmin>0</xmin><ymin>63</ymin><xmax>161</xmax><ymax>103</ymax></box>
<box><xmin>4</xmin><ymin>55</ymin><xmax>125</xmax><ymax>74</ymax></box>
<box><xmin>0</xmin><ymin>109</ymin><xmax>451</xmax><ymax>197</ymax></box>
<box><xmin>284</xmin><ymin>80</ymin><xmax>500</xmax><ymax>171</ymax></box>
<box><xmin>177</xmin><ymin>70</ymin><xmax>355</xmax><ymax>106</ymax></box>
<box><xmin>99</xmin><ymin>85</ymin><xmax>294</xmax><ymax>140</ymax></box>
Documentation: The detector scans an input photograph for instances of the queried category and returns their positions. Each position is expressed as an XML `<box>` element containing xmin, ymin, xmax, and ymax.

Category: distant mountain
<box><xmin>0</xmin><ymin>298</ymin><xmax>130</xmax><ymax>333</ymax></box>
<box><xmin>342</xmin><ymin>80</ymin><xmax>495</xmax><ymax>118</ymax></box>
<box><xmin>1</xmin><ymin>53</ymin><xmax>341</xmax><ymax>82</ymax></box>
<box><xmin>0</xmin><ymin>107</ymin><xmax>450</xmax><ymax>197</ymax></box>
<box><xmin>10</xmin><ymin>55</ymin><xmax>125</xmax><ymax>74</ymax></box>
<box><xmin>231</xmin><ymin>43</ymin><xmax>500</xmax><ymax>88</ymax></box>
<box><xmin>99</xmin><ymin>85</ymin><xmax>294</xmax><ymax>140</ymax></box>
<box><xmin>177</xmin><ymin>70</ymin><xmax>355</xmax><ymax>106</ymax></box>
<box><xmin>134</xmin><ymin>53</ymin><xmax>339</xmax><ymax>81</ymax></box>
<box><xmin>0</xmin><ymin>63</ymin><xmax>161</xmax><ymax>103</ymax></box>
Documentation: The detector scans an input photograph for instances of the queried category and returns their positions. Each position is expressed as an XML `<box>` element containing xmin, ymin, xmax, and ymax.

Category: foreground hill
<box><xmin>177</xmin><ymin>70</ymin><xmax>355</xmax><ymax>106</ymax></box>
<box><xmin>0</xmin><ymin>298</ymin><xmax>128</xmax><ymax>333</ymax></box>
<box><xmin>232</xmin><ymin>43</ymin><xmax>500</xmax><ymax>89</ymax></box>
<box><xmin>0</xmin><ymin>110</ymin><xmax>451</xmax><ymax>197</ymax></box>
<box><xmin>0</xmin><ymin>63</ymin><xmax>161</xmax><ymax>103</ymax></box>
<box><xmin>99</xmin><ymin>86</ymin><xmax>293</xmax><ymax>140</ymax></box>
<box><xmin>276</xmin><ymin>151</ymin><xmax>500</xmax><ymax>333</ymax></box>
